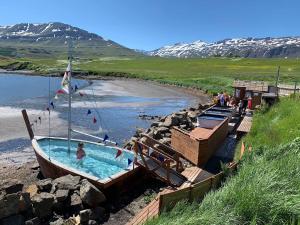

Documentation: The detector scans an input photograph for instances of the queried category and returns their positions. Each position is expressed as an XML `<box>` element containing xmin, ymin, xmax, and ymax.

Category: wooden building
<box><xmin>232</xmin><ymin>80</ymin><xmax>275</xmax><ymax>110</ymax></box>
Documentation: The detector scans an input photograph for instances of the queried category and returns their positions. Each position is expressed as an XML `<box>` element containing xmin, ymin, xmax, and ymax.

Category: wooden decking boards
<box><xmin>237</xmin><ymin>115</ymin><xmax>252</xmax><ymax>134</ymax></box>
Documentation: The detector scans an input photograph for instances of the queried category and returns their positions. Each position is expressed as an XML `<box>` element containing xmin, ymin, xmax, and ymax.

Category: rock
<box><xmin>49</xmin><ymin>217</ymin><xmax>65</xmax><ymax>225</ymax></box>
<box><xmin>36</xmin><ymin>179</ymin><xmax>52</xmax><ymax>193</ymax></box>
<box><xmin>25</xmin><ymin>185</ymin><xmax>38</xmax><ymax>198</ymax></box>
<box><xmin>30</xmin><ymin>162</ymin><xmax>40</xmax><ymax>170</ymax></box>
<box><xmin>1</xmin><ymin>179</ymin><xmax>24</xmax><ymax>194</ymax></box>
<box><xmin>180</xmin><ymin>124</ymin><xmax>187</xmax><ymax>130</ymax></box>
<box><xmin>88</xmin><ymin>220</ymin><xmax>97</xmax><ymax>225</ymax></box>
<box><xmin>53</xmin><ymin>175</ymin><xmax>81</xmax><ymax>190</ymax></box>
<box><xmin>164</xmin><ymin>132</ymin><xmax>171</xmax><ymax>138</ymax></box>
<box><xmin>31</xmin><ymin>192</ymin><xmax>54</xmax><ymax>218</ymax></box>
<box><xmin>0</xmin><ymin>193</ymin><xmax>20</xmax><ymax>219</ymax></box>
<box><xmin>151</xmin><ymin>122</ymin><xmax>159</xmax><ymax>127</ymax></box>
<box><xmin>90</xmin><ymin>207</ymin><xmax>105</xmax><ymax>221</ymax></box>
<box><xmin>55</xmin><ymin>189</ymin><xmax>69</xmax><ymax>202</ymax></box>
<box><xmin>18</xmin><ymin>192</ymin><xmax>31</xmax><ymax>213</ymax></box>
<box><xmin>156</xmin><ymin>126</ymin><xmax>169</xmax><ymax>134</ymax></box>
<box><xmin>25</xmin><ymin>217</ymin><xmax>40</xmax><ymax>225</ymax></box>
<box><xmin>1</xmin><ymin>214</ymin><xmax>24</xmax><ymax>225</ymax></box>
<box><xmin>70</xmin><ymin>191</ymin><xmax>82</xmax><ymax>207</ymax></box>
<box><xmin>187</xmin><ymin>111</ymin><xmax>198</xmax><ymax>122</ymax></box>
<box><xmin>153</xmin><ymin>130</ymin><xmax>163</xmax><ymax>140</ymax></box>
<box><xmin>80</xmin><ymin>180</ymin><xmax>106</xmax><ymax>207</ymax></box>
<box><xmin>80</xmin><ymin>209</ymin><xmax>92</xmax><ymax>223</ymax></box>
<box><xmin>161</xmin><ymin>138</ymin><xmax>171</xmax><ymax>145</ymax></box>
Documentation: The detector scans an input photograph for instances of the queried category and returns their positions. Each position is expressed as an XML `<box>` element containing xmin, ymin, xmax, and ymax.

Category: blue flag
<box><xmin>128</xmin><ymin>158</ymin><xmax>133</xmax><ymax>166</ymax></box>
<box><xmin>87</xmin><ymin>109</ymin><xmax>92</xmax><ymax>115</ymax></box>
<box><xmin>103</xmin><ymin>134</ymin><xmax>109</xmax><ymax>142</ymax></box>
<box><xmin>50</xmin><ymin>102</ymin><xmax>54</xmax><ymax>109</ymax></box>
<box><xmin>75</xmin><ymin>85</ymin><xmax>78</xmax><ymax>91</ymax></box>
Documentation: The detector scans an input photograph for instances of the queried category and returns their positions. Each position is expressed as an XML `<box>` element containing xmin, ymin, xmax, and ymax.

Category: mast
<box><xmin>67</xmin><ymin>42</ymin><xmax>72</xmax><ymax>155</ymax></box>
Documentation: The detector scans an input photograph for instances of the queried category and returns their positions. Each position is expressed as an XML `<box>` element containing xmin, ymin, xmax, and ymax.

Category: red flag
<box><xmin>79</xmin><ymin>92</ymin><xmax>84</xmax><ymax>97</ymax></box>
<box><xmin>115</xmin><ymin>149</ymin><xmax>122</xmax><ymax>158</ymax></box>
<box><xmin>93</xmin><ymin>117</ymin><xmax>97</xmax><ymax>124</ymax></box>
<box><xmin>56</xmin><ymin>89</ymin><xmax>65</xmax><ymax>94</ymax></box>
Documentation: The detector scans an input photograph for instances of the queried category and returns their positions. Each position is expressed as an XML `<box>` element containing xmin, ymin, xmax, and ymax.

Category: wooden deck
<box><xmin>138</xmin><ymin>157</ymin><xmax>187</xmax><ymax>187</ymax></box>
<box><xmin>237</xmin><ymin>115</ymin><xmax>252</xmax><ymax>134</ymax></box>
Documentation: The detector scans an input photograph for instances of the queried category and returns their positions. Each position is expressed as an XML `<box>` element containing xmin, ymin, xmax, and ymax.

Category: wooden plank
<box><xmin>237</xmin><ymin>116</ymin><xmax>252</xmax><ymax>133</ymax></box>
<box><xmin>190</xmin><ymin>178</ymin><xmax>212</xmax><ymax>202</ymax></box>
<box><xmin>159</xmin><ymin>187</ymin><xmax>190</xmax><ymax>213</ymax></box>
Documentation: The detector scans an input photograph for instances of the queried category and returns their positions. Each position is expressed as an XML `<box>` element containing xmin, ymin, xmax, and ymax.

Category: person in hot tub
<box><xmin>76</xmin><ymin>142</ymin><xmax>86</xmax><ymax>165</ymax></box>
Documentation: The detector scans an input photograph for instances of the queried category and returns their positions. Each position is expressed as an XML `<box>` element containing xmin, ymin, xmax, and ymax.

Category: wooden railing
<box><xmin>135</xmin><ymin>140</ymin><xmax>185</xmax><ymax>186</ymax></box>
<box><xmin>141</xmin><ymin>134</ymin><xmax>184</xmax><ymax>172</ymax></box>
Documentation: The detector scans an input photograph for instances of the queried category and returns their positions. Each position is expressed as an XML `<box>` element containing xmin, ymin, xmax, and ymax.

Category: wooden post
<box><xmin>275</xmin><ymin>66</ymin><xmax>280</xmax><ymax>87</ymax></box>
<box><xmin>22</xmin><ymin>109</ymin><xmax>34</xmax><ymax>140</ymax></box>
<box><xmin>294</xmin><ymin>81</ymin><xmax>297</xmax><ymax>95</ymax></box>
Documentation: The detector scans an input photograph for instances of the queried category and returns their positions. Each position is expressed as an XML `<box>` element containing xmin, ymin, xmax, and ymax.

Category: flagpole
<box><xmin>67</xmin><ymin>55</ymin><xmax>72</xmax><ymax>155</ymax></box>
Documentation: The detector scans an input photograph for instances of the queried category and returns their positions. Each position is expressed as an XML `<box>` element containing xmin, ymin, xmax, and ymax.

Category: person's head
<box><xmin>78</xmin><ymin>142</ymin><xmax>84</xmax><ymax>148</ymax></box>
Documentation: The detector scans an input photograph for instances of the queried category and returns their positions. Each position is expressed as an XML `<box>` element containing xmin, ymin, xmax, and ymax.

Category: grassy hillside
<box><xmin>146</xmin><ymin>96</ymin><xmax>300</xmax><ymax>225</ymax></box>
<box><xmin>1</xmin><ymin>57</ymin><xmax>300</xmax><ymax>94</ymax></box>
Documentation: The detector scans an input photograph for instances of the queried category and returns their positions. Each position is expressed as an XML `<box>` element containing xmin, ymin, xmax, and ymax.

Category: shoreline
<box><xmin>0</xmin><ymin>68</ymin><xmax>211</xmax><ymax>98</ymax></box>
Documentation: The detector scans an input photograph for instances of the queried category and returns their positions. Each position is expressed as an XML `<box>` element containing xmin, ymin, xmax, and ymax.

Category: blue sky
<box><xmin>1</xmin><ymin>0</ymin><xmax>299</xmax><ymax>50</ymax></box>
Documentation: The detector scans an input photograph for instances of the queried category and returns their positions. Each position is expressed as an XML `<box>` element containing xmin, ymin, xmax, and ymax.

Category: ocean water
<box><xmin>38</xmin><ymin>138</ymin><xmax>135</xmax><ymax>179</ymax></box>
<box><xmin>0</xmin><ymin>73</ymin><xmax>199</xmax><ymax>153</ymax></box>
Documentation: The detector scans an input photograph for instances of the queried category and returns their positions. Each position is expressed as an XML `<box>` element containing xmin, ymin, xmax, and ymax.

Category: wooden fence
<box><xmin>158</xmin><ymin>163</ymin><xmax>237</xmax><ymax>213</ymax></box>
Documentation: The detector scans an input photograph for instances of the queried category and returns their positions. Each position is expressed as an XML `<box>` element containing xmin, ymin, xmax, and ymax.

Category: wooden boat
<box><xmin>22</xmin><ymin>57</ymin><xmax>139</xmax><ymax>190</ymax></box>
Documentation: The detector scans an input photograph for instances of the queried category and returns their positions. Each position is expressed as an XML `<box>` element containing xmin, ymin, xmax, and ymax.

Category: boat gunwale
<box><xmin>32</xmin><ymin>136</ymin><xmax>138</xmax><ymax>187</ymax></box>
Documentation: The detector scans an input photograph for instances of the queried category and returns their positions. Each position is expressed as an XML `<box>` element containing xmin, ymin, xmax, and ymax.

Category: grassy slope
<box><xmin>146</xmin><ymin>96</ymin><xmax>300</xmax><ymax>225</ymax></box>
<box><xmin>1</xmin><ymin>57</ymin><xmax>300</xmax><ymax>93</ymax></box>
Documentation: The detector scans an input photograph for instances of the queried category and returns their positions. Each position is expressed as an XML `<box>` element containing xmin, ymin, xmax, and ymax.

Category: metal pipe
<box><xmin>71</xmin><ymin>129</ymin><xmax>117</xmax><ymax>145</ymax></box>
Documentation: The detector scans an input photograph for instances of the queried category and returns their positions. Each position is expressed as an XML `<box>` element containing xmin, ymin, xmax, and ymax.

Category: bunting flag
<box><xmin>115</xmin><ymin>149</ymin><xmax>122</xmax><ymax>158</ymax></box>
<box><xmin>79</xmin><ymin>92</ymin><xmax>84</xmax><ymax>97</ymax></box>
<box><xmin>103</xmin><ymin>134</ymin><xmax>109</xmax><ymax>142</ymax></box>
<box><xmin>56</xmin><ymin>89</ymin><xmax>65</xmax><ymax>94</ymax></box>
<box><xmin>75</xmin><ymin>85</ymin><xmax>79</xmax><ymax>91</ymax></box>
<box><xmin>50</xmin><ymin>102</ymin><xmax>54</xmax><ymax>109</ymax></box>
<box><xmin>93</xmin><ymin>117</ymin><xmax>97</xmax><ymax>124</ymax></box>
<box><xmin>38</xmin><ymin>116</ymin><xmax>42</xmax><ymax>124</ymax></box>
<box><xmin>61</xmin><ymin>62</ymin><xmax>71</xmax><ymax>94</ymax></box>
<box><xmin>148</xmin><ymin>147</ymin><xmax>154</xmax><ymax>156</ymax></box>
<box><xmin>87</xmin><ymin>109</ymin><xmax>92</xmax><ymax>115</ymax></box>
<box><xmin>54</xmin><ymin>94</ymin><xmax>59</xmax><ymax>99</ymax></box>
<box><xmin>46</xmin><ymin>107</ymin><xmax>50</xmax><ymax>112</ymax></box>
<box><xmin>128</xmin><ymin>158</ymin><xmax>133</xmax><ymax>166</ymax></box>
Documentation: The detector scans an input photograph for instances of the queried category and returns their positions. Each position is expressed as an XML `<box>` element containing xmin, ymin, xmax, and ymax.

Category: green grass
<box><xmin>146</xmin><ymin>96</ymin><xmax>300</xmax><ymax>225</ymax></box>
<box><xmin>1</xmin><ymin>57</ymin><xmax>300</xmax><ymax>94</ymax></box>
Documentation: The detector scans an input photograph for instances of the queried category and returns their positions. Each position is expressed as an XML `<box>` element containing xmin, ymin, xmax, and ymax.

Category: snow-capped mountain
<box><xmin>0</xmin><ymin>22</ymin><xmax>139</xmax><ymax>57</ymax></box>
<box><xmin>149</xmin><ymin>37</ymin><xmax>300</xmax><ymax>58</ymax></box>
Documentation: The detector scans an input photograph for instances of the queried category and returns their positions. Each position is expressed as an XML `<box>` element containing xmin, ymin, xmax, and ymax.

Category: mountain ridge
<box><xmin>0</xmin><ymin>22</ymin><xmax>139</xmax><ymax>58</ymax></box>
<box><xmin>148</xmin><ymin>37</ymin><xmax>300</xmax><ymax>58</ymax></box>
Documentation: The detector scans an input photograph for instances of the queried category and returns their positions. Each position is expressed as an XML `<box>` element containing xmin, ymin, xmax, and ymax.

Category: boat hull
<box><xmin>32</xmin><ymin>137</ymin><xmax>139</xmax><ymax>190</ymax></box>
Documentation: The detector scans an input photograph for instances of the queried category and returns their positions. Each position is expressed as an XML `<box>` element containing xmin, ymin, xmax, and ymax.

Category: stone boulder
<box><xmin>36</xmin><ymin>178</ymin><xmax>52</xmax><ymax>192</ymax></box>
<box><xmin>55</xmin><ymin>189</ymin><xmax>69</xmax><ymax>202</ymax></box>
<box><xmin>1</xmin><ymin>179</ymin><xmax>24</xmax><ymax>194</ymax></box>
<box><xmin>18</xmin><ymin>192</ymin><xmax>32</xmax><ymax>213</ymax></box>
<box><xmin>0</xmin><ymin>214</ymin><xmax>24</xmax><ymax>225</ymax></box>
<box><xmin>79</xmin><ymin>180</ymin><xmax>106</xmax><ymax>207</ymax></box>
<box><xmin>70</xmin><ymin>191</ymin><xmax>82</xmax><ymax>208</ymax></box>
<box><xmin>31</xmin><ymin>192</ymin><xmax>54</xmax><ymax>218</ymax></box>
<box><xmin>25</xmin><ymin>217</ymin><xmax>40</xmax><ymax>225</ymax></box>
<box><xmin>53</xmin><ymin>175</ymin><xmax>81</xmax><ymax>190</ymax></box>
<box><xmin>0</xmin><ymin>193</ymin><xmax>20</xmax><ymax>219</ymax></box>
